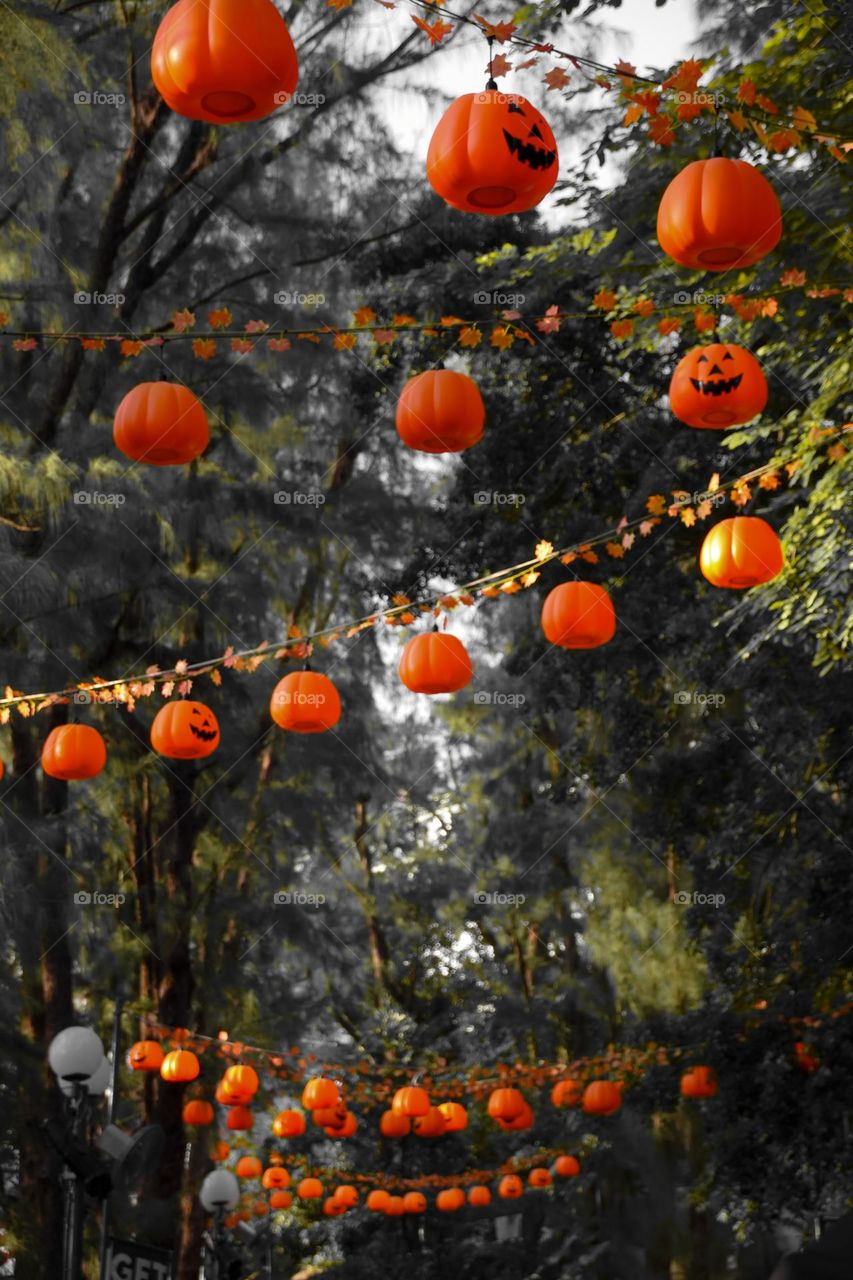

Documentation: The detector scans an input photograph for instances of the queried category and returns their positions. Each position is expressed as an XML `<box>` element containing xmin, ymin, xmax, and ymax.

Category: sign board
<box><xmin>104</xmin><ymin>1239</ymin><xmax>173</xmax><ymax>1280</ymax></box>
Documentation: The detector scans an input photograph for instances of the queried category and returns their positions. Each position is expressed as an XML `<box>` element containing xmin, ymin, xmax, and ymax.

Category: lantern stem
<box><xmin>485</xmin><ymin>36</ymin><xmax>497</xmax><ymax>90</ymax></box>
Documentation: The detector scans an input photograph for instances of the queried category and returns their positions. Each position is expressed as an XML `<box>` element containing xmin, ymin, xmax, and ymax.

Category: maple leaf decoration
<box><xmin>489</xmin><ymin>53</ymin><xmax>512</xmax><ymax>80</ymax></box>
<box><xmin>474</xmin><ymin>14</ymin><xmax>517</xmax><ymax>42</ymax></box>
<box><xmin>544</xmin><ymin>67</ymin><xmax>570</xmax><ymax>92</ymax></box>
<box><xmin>593</xmin><ymin>288</ymin><xmax>617</xmax><ymax>311</ymax></box>
<box><xmin>412</xmin><ymin>14</ymin><xmax>452</xmax><ymax>44</ymax></box>
<box><xmin>354</xmin><ymin>306</ymin><xmax>377</xmax><ymax>327</ymax></box>
<box><xmin>535</xmin><ymin>541</ymin><xmax>554</xmax><ymax>561</ymax></box>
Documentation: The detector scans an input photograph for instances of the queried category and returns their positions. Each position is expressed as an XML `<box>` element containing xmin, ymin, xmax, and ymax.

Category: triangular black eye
<box><xmin>508</xmin><ymin>102</ymin><xmax>525</xmax><ymax>116</ymax></box>
<box><xmin>530</xmin><ymin>123</ymin><xmax>543</xmax><ymax>140</ymax></box>
<box><xmin>697</xmin><ymin>355</ymin><xmax>709</xmax><ymax>363</ymax></box>
<box><xmin>722</xmin><ymin>351</ymin><xmax>734</xmax><ymax>360</ymax></box>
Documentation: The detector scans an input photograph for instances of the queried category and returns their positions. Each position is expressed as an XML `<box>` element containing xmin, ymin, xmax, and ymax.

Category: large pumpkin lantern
<box><xmin>235</xmin><ymin>1156</ymin><xmax>262</xmax><ymax>1179</ymax></box>
<box><xmin>128</xmin><ymin>1040</ymin><xmax>164</xmax><ymax>1072</ymax></box>
<box><xmin>392</xmin><ymin>1085</ymin><xmax>430</xmax><ymax>1117</ymax></box>
<box><xmin>551</xmin><ymin>1078</ymin><xmax>582</xmax><ymax>1109</ymax></box>
<box><xmin>367</xmin><ymin>1189</ymin><xmax>390</xmax><ymax>1212</ymax></box>
<box><xmin>297</xmin><ymin>1177</ymin><xmax>323</xmax><ymax>1200</ymax></box>
<box><xmin>273</xmin><ymin>1109</ymin><xmax>306</xmax><ymax>1138</ymax></box>
<box><xmin>151</xmin><ymin>700</ymin><xmax>220</xmax><ymax>759</ymax></box>
<box><xmin>113</xmin><ymin>382</ymin><xmax>209</xmax><ymax>466</ymax></box>
<box><xmin>41</xmin><ymin>725</ymin><xmax>107</xmax><ymax>781</ymax></box>
<box><xmin>222</xmin><ymin>1064</ymin><xmax>259</xmax><ymax>1103</ymax></box>
<box><xmin>669</xmin><ymin>344</ymin><xmax>768</xmax><ymax>429</ymax></box>
<box><xmin>413</xmin><ymin>1106</ymin><xmax>447</xmax><ymax>1138</ymax></box>
<box><xmin>438</xmin><ymin>1101</ymin><xmax>468</xmax><ymax>1132</ymax></box>
<box><xmin>436</xmin><ymin>1188</ymin><xmax>465</xmax><ymax>1212</ymax></box>
<box><xmin>427</xmin><ymin>91</ymin><xmax>558</xmax><ymax>215</ymax></box>
<box><xmin>399</xmin><ymin>631</ymin><xmax>473</xmax><ymax>695</ymax></box>
<box><xmin>161</xmin><ymin>1049</ymin><xmax>200</xmax><ymax>1082</ymax></box>
<box><xmin>334</xmin><ymin>1185</ymin><xmax>359</xmax><ymax>1209</ymax></box>
<box><xmin>262</xmin><ymin>1166</ymin><xmax>290</xmax><ymax>1190</ymax></box>
<box><xmin>379</xmin><ymin>1110</ymin><xmax>411</xmax><ymax>1137</ymax></box>
<box><xmin>528</xmin><ymin>1168</ymin><xmax>552</xmax><ymax>1189</ymax></box>
<box><xmin>541</xmin><ymin>582</ymin><xmax>616</xmax><ymax>650</ymax></box>
<box><xmin>301</xmin><ymin>1077</ymin><xmax>340</xmax><ymax>1110</ymax></box>
<box><xmin>657</xmin><ymin>158</ymin><xmax>782</xmax><ymax>270</ymax></box>
<box><xmin>152</xmin><ymin>0</ymin><xmax>299</xmax><ymax>125</ymax></box>
<box><xmin>487</xmin><ymin>1087</ymin><xmax>526</xmax><ymax>1123</ymax></box>
<box><xmin>699</xmin><ymin>517</ymin><xmax>784</xmax><ymax>589</ymax></box>
<box><xmin>555</xmin><ymin>1155</ymin><xmax>581</xmax><ymax>1178</ymax></box>
<box><xmin>395</xmin><ymin>369</ymin><xmax>485</xmax><ymax>454</ymax></box>
<box><xmin>270</xmin><ymin>671</ymin><xmax>341</xmax><ymax>733</ymax></box>
<box><xmin>403</xmin><ymin>1191</ymin><xmax>426</xmax><ymax>1214</ymax></box>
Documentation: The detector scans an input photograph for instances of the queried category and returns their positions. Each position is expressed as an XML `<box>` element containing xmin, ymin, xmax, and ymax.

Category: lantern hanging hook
<box><xmin>486</xmin><ymin>36</ymin><xmax>497</xmax><ymax>91</ymax></box>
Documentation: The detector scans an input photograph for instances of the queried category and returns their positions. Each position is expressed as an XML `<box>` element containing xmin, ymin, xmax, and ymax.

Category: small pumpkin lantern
<box><xmin>395</xmin><ymin>369</ymin><xmax>485</xmax><ymax>454</ymax></box>
<box><xmin>657</xmin><ymin>157</ymin><xmax>781</xmax><ymax>271</ymax></box>
<box><xmin>324</xmin><ymin>1196</ymin><xmax>346</xmax><ymax>1217</ymax></box>
<box><xmin>699</xmin><ymin>516</ymin><xmax>784</xmax><ymax>589</ymax></box>
<box><xmin>495</xmin><ymin>1100</ymin><xmax>534</xmax><ymax>1131</ymax></box>
<box><xmin>262</xmin><ymin>1166</ymin><xmax>290</xmax><ymax>1190</ymax></box>
<box><xmin>413</xmin><ymin>1106</ymin><xmax>447</xmax><ymax>1138</ymax></box>
<box><xmin>367</xmin><ymin>1189</ymin><xmax>390</xmax><ymax>1212</ymax></box>
<box><xmin>113</xmin><ymin>382</ymin><xmax>209</xmax><ymax>465</ymax></box>
<box><xmin>399</xmin><ymin>631</ymin><xmax>473</xmax><ymax>695</ymax></box>
<box><xmin>379</xmin><ymin>1110</ymin><xmax>411</xmax><ymax>1137</ymax></box>
<box><xmin>551</xmin><ymin>1079</ymin><xmax>582</xmax><ymax>1109</ymax></box>
<box><xmin>270</xmin><ymin>1190</ymin><xmax>292</xmax><ymax>1210</ymax></box>
<box><xmin>41</xmin><ymin>725</ymin><xmax>107</xmax><ymax>781</ymax></box>
<box><xmin>385</xmin><ymin>1195</ymin><xmax>405</xmax><ymax>1217</ymax></box>
<box><xmin>541</xmin><ymin>582</ymin><xmax>616</xmax><ymax>649</ymax></box>
<box><xmin>312</xmin><ymin>1103</ymin><xmax>346</xmax><ymax>1128</ymax></box>
<box><xmin>253</xmin><ymin>1200</ymin><xmax>269</xmax><ymax>1217</ymax></box>
<box><xmin>669</xmin><ymin>344</ymin><xmax>768</xmax><ymax>430</ymax></box>
<box><xmin>403</xmin><ymin>1191</ymin><xmax>426</xmax><ymax>1214</ymax></box>
<box><xmin>582</xmin><ymin>1080</ymin><xmax>622</xmax><ymax>1116</ymax></box>
<box><xmin>222</xmin><ymin>1064</ymin><xmax>259</xmax><ymax>1103</ymax></box>
<box><xmin>436</xmin><ymin>1188</ymin><xmax>465</xmax><ymax>1212</ymax></box>
<box><xmin>794</xmin><ymin>1042</ymin><xmax>820</xmax><ymax>1073</ymax></box>
<box><xmin>680</xmin><ymin>1066</ymin><xmax>718</xmax><ymax>1099</ymax></box>
<box><xmin>150</xmin><ymin>701</ymin><xmax>220</xmax><ymax>759</ymax></box>
<box><xmin>297</xmin><ymin>1177</ymin><xmax>323</xmax><ymax>1200</ymax></box>
<box><xmin>128</xmin><ymin>1040</ymin><xmax>164</xmax><ymax>1072</ymax></box>
<box><xmin>334</xmin><ymin>1185</ymin><xmax>359</xmax><ymax>1209</ymax></box>
<box><xmin>498</xmin><ymin>1174</ymin><xmax>523</xmax><ymax>1200</ymax></box>
<box><xmin>270</xmin><ymin>671</ymin><xmax>341</xmax><ymax>733</ymax></box>
<box><xmin>487</xmin><ymin>1087</ymin><xmax>526</xmax><ymax>1123</ymax></box>
<box><xmin>226</xmin><ymin>1105</ymin><xmax>253</xmax><ymax>1131</ymax></box>
<box><xmin>325</xmin><ymin>1111</ymin><xmax>357</xmax><ymax>1139</ymax></box>
<box><xmin>235</xmin><ymin>1155</ymin><xmax>262</xmax><ymax>1179</ymax></box>
<box><xmin>273</xmin><ymin>1109</ymin><xmax>306</xmax><ymax>1138</ymax></box>
<box><xmin>468</xmin><ymin>1185</ymin><xmax>491</xmax><ymax>1206</ymax></box>
<box><xmin>160</xmin><ymin>1049</ymin><xmax>200</xmax><ymax>1083</ymax></box>
<box><xmin>151</xmin><ymin>0</ymin><xmax>299</xmax><ymax>125</ymax></box>
<box><xmin>211</xmin><ymin>1140</ymin><xmax>229</xmax><ymax>1162</ymax></box>
<box><xmin>301</xmin><ymin>1077</ymin><xmax>340</xmax><ymax>1111</ymax></box>
<box><xmin>528</xmin><ymin>1167</ymin><xmax>552</xmax><ymax>1189</ymax></box>
<box><xmin>182</xmin><ymin>1099</ymin><xmax>214</xmax><ymax>1126</ymax></box>
<box><xmin>554</xmin><ymin>1155</ymin><xmax>581</xmax><ymax>1178</ymax></box>
<box><xmin>391</xmin><ymin>1085</ymin><xmax>430</xmax><ymax>1117</ymax></box>
<box><xmin>427</xmin><ymin>91</ymin><xmax>558</xmax><ymax>215</ymax></box>
<box><xmin>437</xmin><ymin>1101</ymin><xmax>468</xmax><ymax>1132</ymax></box>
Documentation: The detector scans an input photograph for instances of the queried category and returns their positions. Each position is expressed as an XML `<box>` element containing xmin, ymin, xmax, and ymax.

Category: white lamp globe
<box><xmin>48</xmin><ymin>1027</ymin><xmax>105</xmax><ymax>1081</ymax></box>
<box><xmin>85</xmin><ymin>1056</ymin><xmax>111</xmax><ymax>1095</ymax></box>
<box><xmin>200</xmin><ymin>1170</ymin><xmax>240</xmax><ymax>1212</ymax></box>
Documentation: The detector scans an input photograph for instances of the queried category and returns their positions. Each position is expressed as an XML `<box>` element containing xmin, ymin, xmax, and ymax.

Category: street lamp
<box><xmin>48</xmin><ymin>1026</ymin><xmax>105</xmax><ymax>1081</ymax></box>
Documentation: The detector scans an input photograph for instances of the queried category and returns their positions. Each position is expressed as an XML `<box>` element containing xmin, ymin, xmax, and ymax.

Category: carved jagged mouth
<box><xmin>689</xmin><ymin>373</ymin><xmax>743</xmax><ymax>396</ymax></box>
<box><xmin>503</xmin><ymin>129</ymin><xmax>556</xmax><ymax>171</ymax></box>
<box><xmin>189</xmin><ymin>724</ymin><xmax>218</xmax><ymax>742</ymax></box>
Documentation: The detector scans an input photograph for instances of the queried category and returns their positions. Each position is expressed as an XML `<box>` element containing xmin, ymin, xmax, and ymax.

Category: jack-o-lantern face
<box><xmin>669</xmin><ymin>343</ymin><xmax>768</xmax><ymax>429</ymax></box>
<box><xmin>150</xmin><ymin>700</ymin><xmax>220</xmax><ymax>759</ymax></box>
<box><xmin>128</xmin><ymin>1040</ymin><xmax>164</xmax><ymax>1072</ymax></box>
<box><xmin>427</xmin><ymin>91</ymin><xmax>558</xmax><ymax>215</ymax></box>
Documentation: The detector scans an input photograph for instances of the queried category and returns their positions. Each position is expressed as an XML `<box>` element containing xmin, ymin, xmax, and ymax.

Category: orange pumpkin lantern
<box><xmin>160</xmin><ymin>1049</ymin><xmax>200</xmax><ymax>1083</ymax></box>
<box><xmin>669</xmin><ymin>343</ymin><xmax>768</xmax><ymax>430</ymax></box>
<box><xmin>468</xmin><ymin>1185</ymin><xmax>491</xmax><ymax>1206</ymax></box>
<box><xmin>270</xmin><ymin>1190</ymin><xmax>292</xmax><ymax>1210</ymax></box>
<box><xmin>385</xmin><ymin>1195</ymin><xmax>405</xmax><ymax>1217</ymax></box>
<box><xmin>554</xmin><ymin>1155</ymin><xmax>581</xmax><ymax>1178</ymax></box>
<box><xmin>413</xmin><ymin>1106</ymin><xmax>447</xmax><ymax>1138</ymax></box>
<box><xmin>41</xmin><ymin>725</ymin><xmax>107</xmax><ymax>781</ymax></box>
<box><xmin>367</xmin><ymin>1189</ymin><xmax>390</xmax><ymax>1212</ymax></box>
<box><xmin>436</xmin><ymin>1188</ymin><xmax>465</xmax><ymax>1212</ymax></box>
<box><xmin>379</xmin><ymin>1110</ymin><xmax>411</xmax><ymax>1138</ymax></box>
<box><xmin>403</xmin><ymin>1191</ymin><xmax>426</xmax><ymax>1214</ymax></box>
<box><xmin>700</xmin><ymin>517</ymin><xmax>784</xmax><ymax>589</ymax></box>
<box><xmin>325</xmin><ymin>1111</ymin><xmax>357</xmax><ymax>1139</ymax></box>
<box><xmin>399</xmin><ymin>631</ymin><xmax>473</xmax><ymax>695</ymax></box>
<box><xmin>222</xmin><ymin>1064</ymin><xmax>259</xmax><ymax>1103</ymax></box>
<box><xmin>128</xmin><ymin>1040</ymin><xmax>164</xmax><ymax>1072</ymax></box>
<box><xmin>551</xmin><ymin>1079</ymin><xmax>582</xmax><ymax>1109</ymax></box>
<box><xmin>273</xmin><ymin>1109</ymin><xmax>306</xmax><ymax>1138</ymax></box>
<box><xmin>391</xmin><ymin>1085</ymin><xmax>430</xmax><ymax>1117</ymax></box>
<box><xmin>324</xmin><ymin>1196</ymin><xmax>346</xmax><ymax>1217</ymax></box>
<box><xmin>270</xmin><ymin>671</ymin><xmax>341</xmax><ymax>733</ymax></box>
<box><xmin>301</xmin><ymin>1077</ymin><xmax>340</xmax><ymax>1111</ymax></box>
<box><xmin>541</xmin><ymin>582</ymin><xmax>616</xmax><ymax>650</ymax></box>
<box><xmin>150</xmin><ymin>700</ymin><xmax>220</xmax><ymax>759</ymax></box>
<box><xmin>226</xmin><ymin>1105</ymin><xmax>253</xmax><ymax>1131</ymax></box>
<box><xmin>211</xmin><ymin>1140</ymin><xmax>229</xmax><ymax>1162</ymax></box>
<box><xmin>235</xmin><ymin>1155</ymin><xmax>262</xmax><ymax>1179</ymax></box>
<box><xmin>495</xmin><ymin>1099</ymin><xmax>534</xmax><ymax>1131</ymax></box>
<box><xmin>437</xmin><ymin>1101</ymin><xmax>468</xmax><ymax>1132</ymax></box>
<box><xmin>794</xmin><ymin>1042</ymin><xmax>820</xmax><ymax>1074</ymax></box>
<box><xmin>680</xmin><ymin>1066</ymin><xmax>718</xmax><ymax>1099</ymax></box>
<box><xmin>113</xmin><ymin>382</ymin><xmax>209</xmax><ymax>465</ymax></box>
<box><xmin>582</xmin><ymin>1080</ymin><xmax>622</xmax><ymax>1116</ymax></box>
<box><xmin>395</xmin><ymin>369</ymin><xmax>485</xmax><ymax>454</ymax></box>
<box><xmin>334</xmin><ymin>1185</ymin><xmax>359</xmax><ymax>1209</ymax></box>
<box><xmin>528</xmin><ymin>1168</ymin><xmax>552</xmax><ymax>1188</ymax></box>
<box><xmin>182</xmin><ymin>1099</ymin><xmax>214</xmax><ymax>1126</ymax></box>
<box><xmin>297</xmin><ymin>1177</ymin><xmax>323</xmax><ymax>1200</ymax></box>
<box><xmin>262</xmin><ymin>1166</ymin><xmax>290</xmax><ymax>1190</ymax></box>
<box><xmin>657</xmin><ymin>158</ymin><xmax>782</xmax><ymax>270</ymax></box>
<box><xmin>427</xmin><ymin>91</ymin><xmax>558</xmax><ymax>215</ymax></box>
<box><xmin>498</xmin><ymin>1174</ymin><xmax>523</xmax><ymax>1200</ymax></box>
<box><xmin>312</xmin><ymin>1104</ymin><xmax>345</xmax><ymax>1128</ymax></box>
<box><xmin>487</xmin><ymin>1087</ymin><xmax>526</xmax><ymax>1122</ymax></box>
<box><xmin>152</xmin><ymin>0</ymin><xmax>298</xmax><ymax>125</ymax></box>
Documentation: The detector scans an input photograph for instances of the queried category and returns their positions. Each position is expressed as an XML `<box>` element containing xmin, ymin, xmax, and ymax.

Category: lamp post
<box><xmin>200</xmin><ymin>1170</ymin><xmax>240</xmax><ymax>1280</ymax></box>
